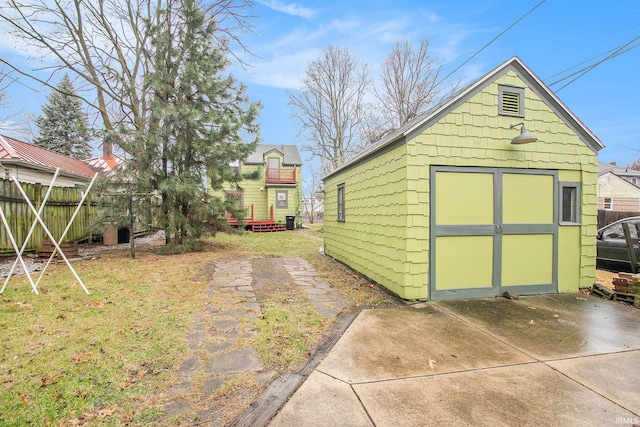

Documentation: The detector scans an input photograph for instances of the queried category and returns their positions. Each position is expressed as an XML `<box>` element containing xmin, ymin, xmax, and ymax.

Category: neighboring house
<box><xmin>597</xmin><ymin>163</ymin><xmax>640</xmax><ymax>212</ymax></box>
<box><xmin>85</xmin><ymin>153</ymin><xmax>125</xmax><ymax>175</ymax></box>
<box><xmin>323</xmin><ymin>56</ymin><xmax>602</xmax><ymax>301</ymax></box>
<box><xmin>221</xmin><ymin>144</ymin><xmax>302</xmax><ymax>231</ymax></box>
<box><xmin>0</xmin><ymin>134</ymin><xmax>96</xmax><ymax>186</ymax></box>
<box><xmin>302</xmin><ymin>192</ymin><xmax>324</xmax><ymax>222</ymax></box>
<box><xmin>598</xmin><ymin>162</ymin><xmax>640</xmax><ymax>186</ymax></box>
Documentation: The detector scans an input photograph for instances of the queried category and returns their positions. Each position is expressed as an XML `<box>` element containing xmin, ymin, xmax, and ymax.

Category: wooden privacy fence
<box><xmin>0</xmin><ymin>179</ymin><xmax>95</xmax><ymax>256</ymax></box>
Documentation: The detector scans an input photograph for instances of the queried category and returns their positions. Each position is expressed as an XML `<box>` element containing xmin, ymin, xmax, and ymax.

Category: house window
<box><xmin>604</xmin><ymin>197</ymin><xmax>613</xmax><ymax>211</ymax></box>
<box><xmin>498</xmin><ymin>85</ymin><xmax>524</xmax><ymax>117</ymax></box>
<box><xmin>559</xmin><ymin>182</ymin><xmax>580</xmax><ymax>224</ymax></box>
<box><xmin>229</xmin><ymin>160</ymin><xmax>240</xmax><ymax>174</ymax></box>
<box><xmin>225</xmin><ymin>191</ymin><xmax>243</xmax><ymax>206</ymax></box>
<box><xmin>276</xmin><ymin>191</ymin><xmax>288</xmax><ymax>208</ymax></box>
<box><xmin>337</xmin><ymin>184</ymin><xmax>345</xmax><ymax>221</ymax></box>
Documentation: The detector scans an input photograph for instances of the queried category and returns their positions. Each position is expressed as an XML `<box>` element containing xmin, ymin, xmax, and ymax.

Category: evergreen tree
<box><xmin>34</xmin><ymin>74</ymin><xmax>93</xmax><ymax>159</ymax></box>
<box><xmin>111</xmin><ymin>0</ymin><xmax>259</xmax><ymax>250</ymax></box>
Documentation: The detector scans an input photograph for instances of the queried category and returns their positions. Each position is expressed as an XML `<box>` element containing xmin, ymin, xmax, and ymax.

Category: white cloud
<box><xmin>256</xmin><ymin>0</ymin><xmax>317</xmax><ymax>19</ymax></box>
<box><xmin>237</xmin><ymin>5</ymin><xmax>493</xmax><ymax>93</ymax></box>
<box><xmin>244</xmin><ymin>48</ymin><xmax>322</xmax><ymax>89</ymax></box>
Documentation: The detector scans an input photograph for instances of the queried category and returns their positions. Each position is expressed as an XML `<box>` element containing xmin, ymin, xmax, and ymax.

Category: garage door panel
<box><xmin>430</xmin><ymin>167</ymin><xmax>557</xmax><ymax>300</ymax></box>
<box><xmin>435</xmin><ymin>236</ymin><xmax>494</xmax><ymax>290</ymax></box>
<box><xmin>502</xmin><ymin>234</ymin><xmax>554</xmax><ymax>285</ymax></box>
<box><xmin>502</xmin><ymin>173</ymin><xmax>554</xmax><ymax>224</ymax></box>
<box><xmin>435</xmin><ymin>172</ymin><xmax>494</xmax><ymax>225</ymax></box>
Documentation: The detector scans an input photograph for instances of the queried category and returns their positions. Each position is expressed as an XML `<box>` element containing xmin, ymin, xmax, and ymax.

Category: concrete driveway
<box><xmin>269</xmin><ymin>294</ymin><xmax>640</xmax><ymax>426</ymax></box>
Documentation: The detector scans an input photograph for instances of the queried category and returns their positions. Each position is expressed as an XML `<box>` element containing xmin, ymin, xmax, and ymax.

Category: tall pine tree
<box><xmin>34</xmin><ymin>74</ymin><xmax>93</xmax><ymax>159</ymax></box>
<box><xmin>109</xmin><ymin>0</ymin><xmax>259</xmax><ymax>250</ymax></box>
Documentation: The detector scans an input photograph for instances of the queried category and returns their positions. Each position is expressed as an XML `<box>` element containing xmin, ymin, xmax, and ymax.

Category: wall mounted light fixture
<box><xmin>510</xmin><ymin>122</ymin><xmax>537</xmax><ymax>144</ymax></box>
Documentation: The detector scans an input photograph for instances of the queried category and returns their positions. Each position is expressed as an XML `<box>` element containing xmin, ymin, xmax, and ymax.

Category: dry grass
<box><xmin>0</xmin><ymin>229</ymin><xmax>394</xmax><ymax>426</ymax></box>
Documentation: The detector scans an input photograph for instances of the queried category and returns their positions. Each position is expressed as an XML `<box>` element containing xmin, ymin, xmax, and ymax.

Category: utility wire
<box><xmin>547</xmin><ymin>42</ymin><xmax>639</xmax><ymax>86</ymax></box>
<box><xmin>545</xmin><ymin>41</ymin><xmax>634</xmax><ymax>81</ymax></box>
<box><xmin>553</xmin><ymin>34</ymin><xmax>640</xmax><ymax>92</ymax></box>
<box><xmin>437</xmin><ymin>0</ymin><xmax>547</xmax><ymax>86</ymax></box>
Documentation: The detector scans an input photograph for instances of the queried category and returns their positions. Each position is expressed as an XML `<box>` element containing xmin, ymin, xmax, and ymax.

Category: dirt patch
<box><xmin>251</xmin><ymin>258</ymin><xmax>300</xmax><ymax>303</ymax></box>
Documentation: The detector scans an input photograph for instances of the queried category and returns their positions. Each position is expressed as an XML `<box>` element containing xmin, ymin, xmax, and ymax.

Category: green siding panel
<box><xmin>324</xmin><ymin>68</ymin><xmax>598</xmax><ymax>300</ymax></box>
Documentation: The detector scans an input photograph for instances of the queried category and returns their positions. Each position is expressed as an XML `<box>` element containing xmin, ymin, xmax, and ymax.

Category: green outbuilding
<box><xmin>323</xmin><ymin>57</ymin><xmax>603</xmax><ymax>301</ymax></box>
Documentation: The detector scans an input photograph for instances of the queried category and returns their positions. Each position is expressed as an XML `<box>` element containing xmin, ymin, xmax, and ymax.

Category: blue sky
<box><xmin>2</xmin><ymin>0</ymin><xmax>639</xmax><ymax>189</ymax></box>
<box><xmin>237</xmin><ymin>0</ymin><xmax>640</xmax><ymax>175</ymax></box>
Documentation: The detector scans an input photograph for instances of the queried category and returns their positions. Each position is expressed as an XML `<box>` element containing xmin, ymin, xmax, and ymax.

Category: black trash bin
<box><xmin>285</xmin><ymin>215</ymin><xmax>295</xmax><ymax>230</ymax></box>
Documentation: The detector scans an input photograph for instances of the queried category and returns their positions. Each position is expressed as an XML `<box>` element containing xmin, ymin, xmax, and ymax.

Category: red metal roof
<box><xmin>0</xmin><ymin>135</ymin><xmax>97</xmax><ymax>178</ymax></box>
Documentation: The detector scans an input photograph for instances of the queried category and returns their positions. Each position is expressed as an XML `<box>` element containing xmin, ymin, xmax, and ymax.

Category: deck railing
<box><xmin>227</xmin><ymin>204</ymin><xmax>276</xmax><ymax>225</ymax></box>
<box><xmin>266</xmin><ymin>167</ymin><xmax>297</xmax><ymax>185</ymax></box>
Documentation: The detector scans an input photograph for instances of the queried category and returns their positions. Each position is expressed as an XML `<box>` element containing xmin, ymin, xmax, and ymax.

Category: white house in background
<box><xmin>599</xmin><ymin>162</ymin><xmax>640</xmax><ymax>186</ymax></box>
<box><xmin>598</xmin><ymin>170</ymin><xmax>640</xmax><ymax>212</ymax></box>
<box><xmin>302</xmin><ymin>192</ymin><xmax>324</xmax><ymax>222</ymax></box>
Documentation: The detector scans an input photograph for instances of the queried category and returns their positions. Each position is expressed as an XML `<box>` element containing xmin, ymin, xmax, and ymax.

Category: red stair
<box><xmin>250</xmin><ymin>222</ymin><xmax>286</xmax><ymax>232</ymax></box>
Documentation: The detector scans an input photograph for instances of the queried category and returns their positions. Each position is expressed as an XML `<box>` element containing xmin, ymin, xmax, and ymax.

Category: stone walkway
<box><xmin>162</xmin><ymin>256</ymin><xmax>348</xmax><ymax>425</ymax></box>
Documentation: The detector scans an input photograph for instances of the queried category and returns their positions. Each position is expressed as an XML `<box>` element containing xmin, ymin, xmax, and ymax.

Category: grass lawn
<box><xmin>0</xmin><ymin>227</ymin><xmax>394</xmax><ymax>426</ymax></box>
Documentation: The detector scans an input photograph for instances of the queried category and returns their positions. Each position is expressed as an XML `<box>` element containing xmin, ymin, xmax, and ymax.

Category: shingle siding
<box><xmin>324</xmin><ymin>65</ymin><xmax>599</xmax><ymax>300</ymax></box>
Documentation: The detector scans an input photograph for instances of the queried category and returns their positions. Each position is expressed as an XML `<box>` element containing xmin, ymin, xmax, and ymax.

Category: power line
<box><xmin>437</xmin><ymin>0</ymin><xmax>547</xmax><ymax>86</ymax></box>
<box><xmin>553</xmin><ymin>34</ymin><xmax>640</xmax><ymax>92</ymax></box>
<box><xmin>547</xmin><ymin>42</ymin><xmax>639</xmax><ymax>87</ymax></box>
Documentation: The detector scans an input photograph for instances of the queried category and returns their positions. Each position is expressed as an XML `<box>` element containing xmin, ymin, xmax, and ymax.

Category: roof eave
<box><xmin>0</xmin><ymin>159</ymin><xmax>94</xmax><ymax>181</ymax></box>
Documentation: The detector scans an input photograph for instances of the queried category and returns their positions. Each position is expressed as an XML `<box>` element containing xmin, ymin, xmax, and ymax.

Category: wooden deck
<box><xmin>227</xmin><ymin>218</ymin><xmax>286</xmax><ymax>232</ymax></box>
<box><xmin>227</xmin><ymin>204</ymin><xmax>286</xmax><ymax>232</ymax></box>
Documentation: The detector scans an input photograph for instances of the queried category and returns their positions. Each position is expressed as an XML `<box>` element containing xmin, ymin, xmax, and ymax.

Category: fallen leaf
<box><xmin>21</xmin><ymin>394</ymin><xmax>31</xmax><ymax>405</ymax></box>
<box><xmin>528</xmin><ymin>320</ymin><xmax>535</xmax><ymax>325</ymax></box>
<box><xmin>552</xmin><ymin>314</ymin><xmax>560</xmax><ymax>318</ymax></box>
<box><xmin>428</xmin><ymin>359</ymin><xmax>436</xmax><ymax>369</ymax></box>
<box><xmin>528</xmin><ymin>306</ymin><xmax>537</xmax><ymax>310</ymax></box>
<box><xmin>41</xmin><ymin>372</ymin><xmax>65</xmax><ymax>388</ymax></box>
<box><xmin>93</xmin><ymin>301</ymin><xmax>104</xmax><ymax>308</ymax></box>
<box><xmin>72</xmin><ymin>352</ymin><xmax>92</xmax><ymax>364</ymax></box>
<box><xmin>97</xmin><ymin>405</ymin><xmax>117</xmax><ymax>417</ymax></box>
<box><xmin>121</xmin><ymin>412</ymin><xmax>133</xmax><ymax>424</ymax></box>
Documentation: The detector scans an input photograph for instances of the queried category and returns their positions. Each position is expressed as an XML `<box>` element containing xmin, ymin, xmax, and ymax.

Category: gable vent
<box><xmin>498</xmin><ymin>85</ymin><xmax>524</xmax><ymax>117</ymax></box>
<box><xmin>502</xmin><ymin>92</ymin><xmax>520</xmax><ymax>113</ymax></box>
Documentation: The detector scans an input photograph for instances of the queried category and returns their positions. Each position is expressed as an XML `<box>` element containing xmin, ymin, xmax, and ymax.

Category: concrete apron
<box><xmin>269</xmin><ymin>294</ymin><xmax>640</xmax><ymax>426</ymax></box>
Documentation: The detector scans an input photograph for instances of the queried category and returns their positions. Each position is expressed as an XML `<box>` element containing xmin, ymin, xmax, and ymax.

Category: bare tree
<box><xmin>375</xmin><ymin>39</ymin><xmax>452</xmax><ymax>133</ymax></box>
<box><xmin>359</xmin><ymin>108</ymin><xmax>388</xmax><ymax>145</ymax></box>
<box><xmin>290</xmin><ymin>45</ymin><xmax>371</xmax><ymax>174</ymax></box>
<box><xmin>302</xmin><ymin>164</ymin><xmax>324</xmax><ymax>224</ymax></box>
<box><xmin>0</xmin><ymin>0</ymin><xmax>254</xmax><ymax>146</ymax></box>
<box><xmin>0</xmin><ymin>0</ymin><xmax>259</xmax><ymax>250</ymax></box>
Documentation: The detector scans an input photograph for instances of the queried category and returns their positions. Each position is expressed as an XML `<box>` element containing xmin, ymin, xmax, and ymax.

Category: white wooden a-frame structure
<box><xmin>0</xmin><ymin>169</ymin><xmax>97</xmax><ymax>295</ymax></box>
